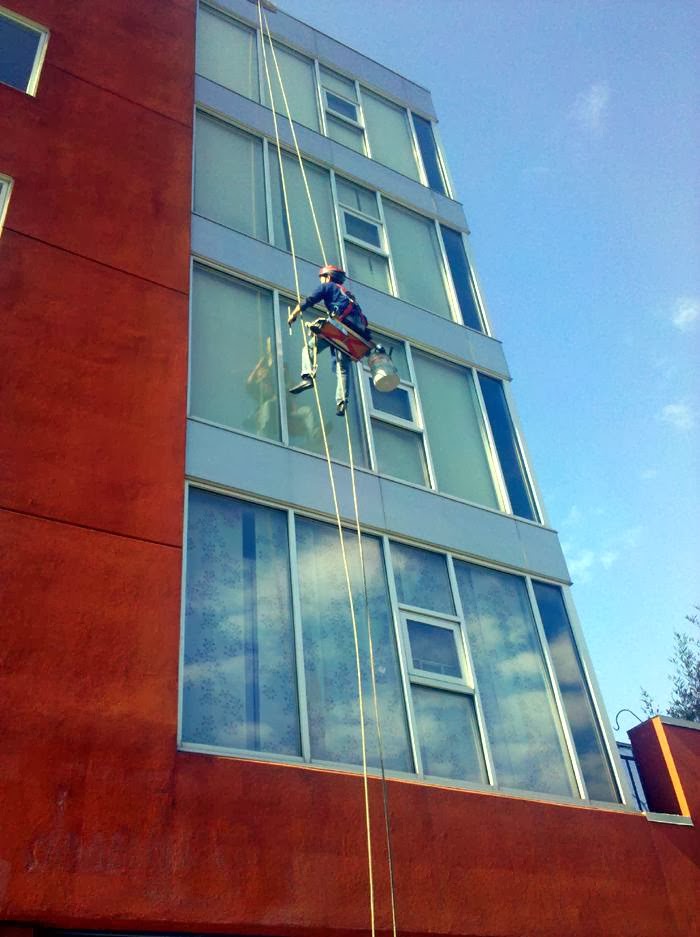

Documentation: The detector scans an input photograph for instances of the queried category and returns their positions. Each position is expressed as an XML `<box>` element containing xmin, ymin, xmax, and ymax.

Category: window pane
<box><xmin>190</xmin><ymin>267</ymin><xmax>280</xmax><ymax>441</ymax></box>
<box><xmin>270</xmin><ymin>150</ymin><xmax>339</xmax><ymax>266</ymax></box>
<box><xmin>326</xmin><ymin>91</ymin><xmax>358</xmax><ymax>121</ymax></box>
<box><xmin>280</xmin><ymin>304</ymin><xmax>368</xmax><ymax>467</ymax></box>
<box><xmin>412</xmin><ymin>685</ymin><xmax>487</xmax><ymax>782</ymax></box>
<box><xmin>412</xmin><ymin>113</ymin><xmax>447</xmax><ymax>195</ymax></box>
<box><xmin>196</xmin><ymin>6</ymin><xmax>259</xmax><ymax>101</ymax></box>
<box><xmin>370</xmin><ymin>383</ymin><xmax>412</xmax><ymax>421</ymax></box>
<box><xmin>182</xmin><ymin>489</ymin><xmax>300</xmax><ymax>755</ymax></box>
<box><xmin>477</xmin><ymin>374</ymin><xmax>538</xmax><ymax>521</ymax></box>
<box><xmin>372</xmin><ymin>420</ymin><xmax>428</xmax><ymax>487</ymax></box>
<box><xmin>345</xmin><ymin>243</ymin><xmax>390</xmax><ymax>292</ymax></box>
<box><xmin>335</xmin><ymin>178</ymin><xmax>380</xmax><ymax>218</ymax></box>
<box><xmin>0</xmin><ymin>13</ymin><xmax>41</xmax><ymax>92</ymax></box>
<box><xmin>262</xmin><ymin>40</ymin><xmax>320</xmax><ymax>131</ymax></box>
<box><xmin>383</xmin><ymin>202</ymin><xmax>452</xmax><ymax>317</ymax></box>
<box><xmin>194</xmin><ymin>114</ymin><xmax>266</xmax><ymax>239</ymax></box>
<box><xmin>407</xmin><ymin>620</ymin><xmax>461</xmax><ymax>678</ymax></box>
<box><xmin>413</xmin><ymin>352</ymin><xmax>499</xmax><ymax>509</ymax></box>
<box><xmin>454</xmin><ymin>561</ymin><xmax>577</xmax><ymax>797</ymax></box>
<box><xmin>321</xmin><ymin>67</ymin><xmax>357</xmax><ymax>100</ymax></box>
<box><xmin>439</xmin><ymin>226</ymin><xmax>483</xmax><ymax>331</ymax></box>
<box><xmin>327</xmin><ymin>115</ymin><xmax>365</xmax><ymax>154</ymax></box>
<box><xmin>390</xmin><ymin>541</ymin><xmax>455</xmax><ymax>615</ymax></box>
<box><xmin>296</xmin><ymin>517</ymin><xmax>414</xmax><ymax>772</ymax></box>
<box><xmin>362</xmin><ymin>90</ymin><xmax>420</xmax><ymax>181</ymax></box>
<box><xmin>344</xmin><ymin>212</ymin><xmax>381</xmax><ymax>247</ymax></box>
<box><xmin>533</xmin><ymin>582</ymin><xmax>620</xmax><ymax>803</ymax></box>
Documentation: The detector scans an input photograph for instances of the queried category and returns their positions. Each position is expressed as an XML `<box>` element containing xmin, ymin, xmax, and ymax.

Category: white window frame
<box><xmin>0</xmin><ymin>173</ymin><xmax>13</xmax><ymax>235</ymax></box>
<box><xmin>402</xmin><ymin>610</ymin><xmax>473</xmax><ymax>691</ymax></box>
<box><xmin>0</xmin><ymin>4</ymin><xmax>49</xmax><ymax>96</ymax></box>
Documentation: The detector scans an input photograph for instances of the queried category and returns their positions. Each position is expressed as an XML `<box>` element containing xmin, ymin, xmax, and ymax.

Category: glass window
<box><xmin>190</xmin><ymin>266</ymin><xmax>281</xmax><ymax>441</ymax></box>
<box><xmin>413</xmin><ymin>352</ymin><xmax>499</xmax><ymax>509</ymax></box>
<box><xmin>326</xmin><ymin>115</ymin><xmax>365</xmax><ymax>153</ymax></box>
<box><xmin>533</xmin><ymin>582</ymin><xmax>620</xmax><ymax>803</ymax></box>
<box><xmin>320</xmin><ymin>67</ymin><xmax>357</xmax><ymax>101</ymax></box>
<box><xmin>370</xmin><ymin>383</ymin><xmax>412</xmax><ymax>422</ymax></box>
<box><xmin>362</xmin><ymin>90</ymin><xmax>420</xmax><ymax>181</ymax></box>
<box><xmin>412</xmin><ymin>113</ymin><xmax>447</xmax><ymax>195</ymax></box>
<box><xmin>320</xmin><ymin>68</ymin><xmax>365</xmax><ymax>154</ymax></box>
<box><xmin>0</xmin><ymin>174</ymin><xmax>13</xmax><ymax>235</ymax></box>
<box><xmin>390</xmin><ymin>542</ymin><xmax>455</xmax><ymax>615</ymax></box>
<box><xmin>295</xmin><ymin>517</ymin><xmax>413</xmax><ymax>772</ymax></box>
<box><xmin>383</xmin><ymin>201</ymin><xmax>452</xmax><ymax>317</ymax></box>
<box><xmin>194</xmin><ymin>113</ymin><xmax>267</xmax><ymax>239</ymax></box>
<box><xmin>344</xmin><ymin>212</ymin><xmax>381</xmax><ymax>248</ymax></box>
<box><xmin>439</xmin><ymin>226</ymin><xmax>484</xmax><ymax>331</ymax></box>
<box><xmin>280</xmin><ymin>303</ymin><xmax>368</xmax><ymax>467</ymax></box>
<box><xmin>372</xmin><ymin>420</ymin><xmax>428</xmax><ymax>487</ymax></box>
<box><xmin>412</xmin><ymin>685</ymin><xmax>487</xmax><ymax>782</ymax></box>
<box><xmin>182</xmin><ymin>489</ymin><xmax>300</xmax><ymax>755</ymax></box>
<box><xmin>336</xmin><ymin>178</ymin><xmax>380</xmax><ymax>219</ymax></box>
<box><xmin>368</xmin><ymin>334</ymin><xmax>410</xmax><ymax>381</ymax></box>
<box><xmin>196</xmin><ymin>5</ymin><xmax>259</xmax><ymax>101</ymax></box>
<box><xmin>270</xmin><ymin>149</ymin><xmax>339</xmax><ymax>267</ymax></box>
<box><xmin>325</xmin><ymin>91</ymin><xmax>358</xmax><ymax>122</ymax></box>
<box><xmin>407</xmin><ymin>620</ymin><xmax>461</xmax><ymax>678</ymax></box>
<box><xmin>477</xmin><ymin>374</ymin><xmax>539</xmax><ymax>521</ymax></box>
<box><xmin>0</xmin><ymin>8</ymin><xmax>46</xmax><ymax>95</ymax></box>
<box><xmin>262</xmin><ymin>40</ymin><xmax>320</xmax><ymax>132</ymax></box>
<box><xmin>344</xmin><ymin>243</ymin><xmax>391</xmax><ymax>292</ymax></box>
<box><xmin>454</xmin><ymin>561</ymin><xmax>578</xmax><ymax>797</ymax></box>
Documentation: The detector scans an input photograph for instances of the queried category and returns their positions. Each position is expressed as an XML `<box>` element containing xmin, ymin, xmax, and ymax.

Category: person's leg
<box><xmin>290</xmin><ymin>331</ymin><xmax>328</xmax><ymax>394</ymax></box>
<box><xmin>333</xmin><ymin>350</ymin><xmax>349</xmax><ymax>415</ymax></box>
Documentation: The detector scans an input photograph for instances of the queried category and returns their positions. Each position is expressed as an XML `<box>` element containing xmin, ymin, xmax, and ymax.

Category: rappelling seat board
<box><xmin>309</xmin><ymin>315</ymin><xmax>373</xmax><ymax>362</ymax></box>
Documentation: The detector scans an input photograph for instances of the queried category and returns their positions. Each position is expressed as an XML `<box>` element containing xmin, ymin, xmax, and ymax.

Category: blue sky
<box><xmin>280</xmin><ymin>0</ymin><xmax>699</xmax><ymax>734</ymax></box>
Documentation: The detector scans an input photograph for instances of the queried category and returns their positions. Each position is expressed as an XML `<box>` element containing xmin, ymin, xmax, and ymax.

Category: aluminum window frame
<box><xmin>401</xmin><ymin>610</ymin><xmax>473</xmax><ymax>691</ymax></box>
<box><xmin>0</xmin><ymin>3</ymin><xmax>49</xmax><ymax>97</ymax></box>
<box><xmin>0</xmin><ymin>173</ymin><xmax>13</xmax><ymax>235</ymax></box>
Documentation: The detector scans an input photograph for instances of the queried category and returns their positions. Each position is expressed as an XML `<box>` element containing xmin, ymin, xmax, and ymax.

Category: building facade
<box><xmin>1</xmin><ymin>2</ymin><xmax>699</xmax><ymax>936</ymax></box>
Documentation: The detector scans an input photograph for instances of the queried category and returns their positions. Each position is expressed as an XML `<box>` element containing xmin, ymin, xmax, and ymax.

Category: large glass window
<box><xmin>383</xmin><ymin>201</ymin><xmax>452</xmax><ymax>317</ymax></box>
<box><xmin>261</xmin><ymin>39</ymin><xmax>320</xmax><ymax>132</ymax></box>
<box><xmin>454</xmin><ymin>561</ymin><xmax>578</xmax><ymax>797</ymax></box>
<box><xmin>477</xmin><ymin>374</ymin><xmax>539</xmax><ymax>521</ymax></box>
<box><xmin>533</xmin><ymin>582</ymin><xmax>620</xmax><ymax>803</ymax></box>
<box><xmin>196</xmin><ymin>5</ymin><xmax>259</xmax><ymax>101</ymax></box>
<box><xmin>362</xmin><ymin>90</ymin><xmax>420</xmax><ymax>181</ymax></box>
<box><xmin>0</xmin><ymin>6</ymin><xmax>47</xmax><ymax>95</ymax></box>
<box><xmin>270</xmin><ymin>149</ymin><xmax>339</xmax><ymax>267</ymax></box>
<box><xmin>182</xmin><ymin>489</ymin><xmax>300</xmax><ymax>755</ymax></box>
<box><xmin>190</xmin><ymin>266</ymin><xmax>281</xmax><ymax>441</ymax></box>
<box><xmin>440</xmin><ymin>226</ymin><xmax>484</xmax><ymax>332</ymax></box>
<box><xmin>296</xmin><ymin>517</ymin><xmax>413</xmax><ymax>771</ymax></box>
<box><xmin>412</xmin><ymin>113</ymin><xmax>447</xmax><ymax>195</ymax></box>
<box><xmin>413</xmin><ymin>352</ymin><xmax>500</xmax><ymax>509</ymax></box>
<box><xmin>194</xmin><ymin>113</ymin><xmax>267</xmax><ymax>239</ymax></box>
<box><xmin>320</xmin><ymin>67</ymin><xmax>366</xmax><ymax>155</ymax></box>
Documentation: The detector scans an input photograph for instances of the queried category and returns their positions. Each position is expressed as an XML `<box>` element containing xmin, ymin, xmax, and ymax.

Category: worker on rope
<box><xmin>288</xmin><ymin>264</ymin><xmax>372</xmax><ymax>416</ymax></box>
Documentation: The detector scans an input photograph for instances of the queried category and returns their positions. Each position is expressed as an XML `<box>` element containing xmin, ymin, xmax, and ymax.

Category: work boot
<box><xmin>289</xmin><ymin>376</ymin><xmax>314</xmax><ymax>395</ymax></box>
<box><xmin>336</xmin><ymin>399</ymin><xmax>347</xmax><ymax>417</ymax></box>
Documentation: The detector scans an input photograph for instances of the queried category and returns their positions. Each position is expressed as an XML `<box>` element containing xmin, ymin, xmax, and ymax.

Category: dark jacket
<box><xmin>300</xmin><ymin>281</ymin><xmax>369</xmax><ymax>335</ymax></box>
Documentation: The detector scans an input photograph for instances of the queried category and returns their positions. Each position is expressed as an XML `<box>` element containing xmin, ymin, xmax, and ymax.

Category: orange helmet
<box><xmin>319</xmin><ymin>264</ymin><xmax>346</xmax><ymax>284</ymax></box>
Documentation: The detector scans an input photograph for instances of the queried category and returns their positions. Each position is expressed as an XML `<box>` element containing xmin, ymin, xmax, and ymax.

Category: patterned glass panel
<box><xmin>412</xmin><ymin>686</ymin><xmax>486</xmax><ymax>782</ymax></box>
<box><xmin>390</xmin><ymin>541</ymin><xmax>455</xmax><ymax>615</ymax></box>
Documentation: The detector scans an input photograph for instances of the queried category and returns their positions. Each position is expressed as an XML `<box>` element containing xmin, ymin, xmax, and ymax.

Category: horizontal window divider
<box><xmin>339</xmin><ymin>203</ymin><xmax>382</xmax><ymax>224</ymax></box>
<box><xmin>398</xmin><ymin>603</ymin><xmax>461</xmax><ymax>622</ymax></box>
<box><xmin>370</xmin><ymin>411</ymin><xmax>422</xmax><ymax>432</ymax></box>
<box><xmin>342</xmin><ymin>233</ymin><xmax>388</xmax><ymax>256</ymax></box>
<box><xmin>178</xmin><ymin>741</ymin><xmax>307</xmax><ymax>765</ymax></box>
<box><xmin>408</xmin><ymin>672</ymin><xmax>474</xmax><ymax>694</ymax></box>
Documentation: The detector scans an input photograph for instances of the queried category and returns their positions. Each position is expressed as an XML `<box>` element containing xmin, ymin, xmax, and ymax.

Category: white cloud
<box><xmin>660</xmin><ymin>402</ymin><xmax>695</xmax><ymax>431</ymax></box>
<box><xmin>570</xmin><ymin>82</ymin><xmax>610</xmax><ymax>133</ymax></box>
<box><xmin>672</xmin><ymin>296</ymin><xmax>699</xmax><ymax>332</ymax></box>
<box><xmin>564</xmin><ymin>526</ymin><xmax>642</xmax><ymax>583</ymax></box>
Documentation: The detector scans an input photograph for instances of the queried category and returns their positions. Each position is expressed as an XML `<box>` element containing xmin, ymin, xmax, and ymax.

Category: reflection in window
<box><xmin>362</xmin><ymin>90</ymin><xmax>420</xmax><ymax>181</ymax></box>
<box><xmin>372</xmin><ymin>420</ymin><xmax>428</xmax><ymax>487</ymax></box>
<box><xmin>196</xmin><ymin>5</ymin><xmax>259</xmax><ymax>101</ymax></box>
<box><xmin>0</xmin><ymin>8</ymin><xmax>46</xmax><ymax>95</ymax></box>
<box><xmin>413</xmin><ymin>352</ymin><xmax>499</xmax><ymax>509</ymax></box>
<box><xmin>0</xmin><ymin>175</ymin><xmax>13</xmax><ymax>236</ymax></box>
<box><xmin>391</xmin><ymin>542</ymin><xmax>455</xmax><ymax>615</ymax></box>
<box><xmin>182</xmin><ymin>489</ymin><xmax>300</xmax><ymax>755</ymax></box>
<box><xmin>194</xmin><ymin>113</ymin><xmax>267</xmax><ymax>239</ymax></box>
<box><xmin>411</xmin><ymin>113</ymin><xmax>447</xmax><ymax>195</ymax></box>
<box><xmin>296</xmin><ymin>517</ymin><xmax>413</xmax><ymax>771</ymax></box>
<box><xmin>477</xmin><ymin>374</ymin><xmax>539</xmax><ymax>521</ymax></box>
<box><xmin>262</xmin><ymin>40</ymin><xmax>320</xmax><ymax>132</ymax></box>
<box><xmin>439</xmin><ymin>226</ymin><xmax>483</xmax><ymax>332</ymax></box>
<box><xmin>407</xmin><ymin>620</ymin><xmax>461</xmax><ymax>677</ymax></box>
<box><xmin>454</xmin><ymin>561</ymin><xmax>578</xmax><ymax>797</ymax></box>
<box><xmin>270</xmin><ymin>150</ymin><xmax>339</xmax><ymax>266</ymax></box>
<box><xmin>412</xmin><ymin>685</ymin><xmax>487</xmax><ymax>782</ymax></box>
<box><xmin>533</xmin><ymin>582</ymin><xmax>620</xmax><ymax>803</ymax></box>
<box><xmin>190</xmin><ymin>266</ymin><xmax>280</xmax><ymax>441</ymax></box>
<box><xmin>383</xmin><ymin>201</ymin><xmax>452</xmax><ymax>317</ymax></box>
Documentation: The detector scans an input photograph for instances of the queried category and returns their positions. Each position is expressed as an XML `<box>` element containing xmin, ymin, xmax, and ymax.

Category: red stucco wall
<box><xmin>1</xmin><ymin>3</ymin><xmax>699</xmax><ymax>937</ymax></box>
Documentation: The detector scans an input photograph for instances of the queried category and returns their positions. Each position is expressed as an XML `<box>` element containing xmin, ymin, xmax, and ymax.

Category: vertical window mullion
<box><xmin>472</xmin><ymin>369</ymin><xmax>512</xmax><ymax>514</ymax></box>
<box><xmin>404</xmin><ymin>342</ymin><xmax>438</xmax><ymax>492</ymax></box>
<box><xmin>446</xmin><ymin>554</ymin><xmax>497</xmax><ymax>787</ymax></box>
<box><xmin>356</xmin><ymin>83</ymin><xmax>373</xmax><ymax>160</ymax></box>
<box><xmin>461</xmin><ymin>235</ymin><xmax>493</xmax><ymax>337</ymax></box>
<box><xmin>177</xmin><ymin>481</ymin><xmax>192</xmax><ymax>746</ymax></box>
<box><xmin>525</xmin><ymin>577</ymin><xmax>588</xmax><ymax>800</ymax></box>
<box><xmin>382</xmin><ymin>536</ymin><xmax>424</xmax><ymax>777</ymax></box>
<box><xmin>406</xmin><ymin>110</ymin><xmax>429</xmax><ymax>189</ymax></box>
<box><xmin>288</xmin><ymin>510</ymin><xmax>312</xmax><ymax>763</ymax></box>
<box><xmin>434</xmin><ymin>219</ymin><xmax>462</xmax><ymax>325</ymax></box>
<box><xmin>375</xmin><ymin>192</ymin><xmax>399</xmax><ymax>298</ymax></box>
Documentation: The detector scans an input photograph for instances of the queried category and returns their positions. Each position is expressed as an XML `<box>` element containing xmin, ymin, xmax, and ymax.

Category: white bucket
<box><xmin>369</xmin><ymin>347</ymin><xmax>400</xmax><ymax>392</ymax></box>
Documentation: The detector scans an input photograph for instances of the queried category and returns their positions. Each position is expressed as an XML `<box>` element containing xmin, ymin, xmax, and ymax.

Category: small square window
<box><xmin>0</xmin><ymin>173</ymin><xmax>13</xmax><ymax>235</ymax></box>
<box><xmin>407</xmin><ymin>619</ymin><xmax>462</xmax><ymax>679</ymax></box>
<box><xmin>0</xmin><ymin>5</ymin><xmax>48</xmax><ymax>95</ymax></box>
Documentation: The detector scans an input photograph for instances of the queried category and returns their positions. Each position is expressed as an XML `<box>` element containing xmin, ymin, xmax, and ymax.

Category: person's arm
<box><xmin>288</xmin><ymin>284</ymin><xmax>327</xmax><ymax>324</ymax></box>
